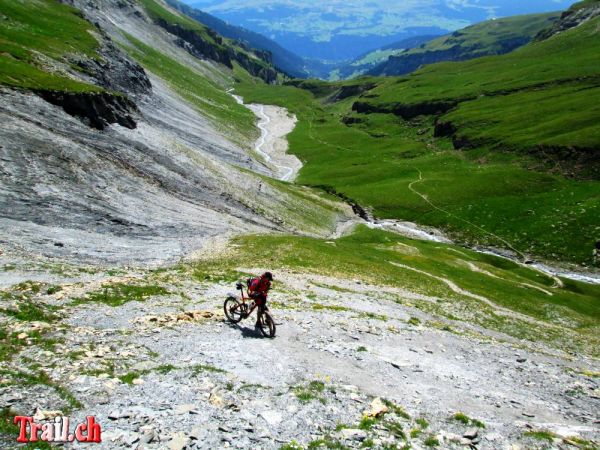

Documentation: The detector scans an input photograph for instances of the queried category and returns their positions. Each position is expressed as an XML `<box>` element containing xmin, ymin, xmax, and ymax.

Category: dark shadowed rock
<box><xmin>328</xmin><ymin>83</ymin><xmax>377</xmax><ymax>102</ymax></box>
<box><xmin>36</xmin><ymin>91</ymin><xmax>138</xmax><ymax>130</ymax></box>
<box><xmin>157</xmin><ymin>18</ymin><xmax>278</xmax><ymax>84</ymax></box>
<box><xmin>73</xmin><ymin>41</ymin><xmax>152</xmax><ymax>96</ymax></box>
<box><xmin>433</xmin><ymin>119</ymin><xmax>456</xmax><ymax>137</ymax></box>
<box><xmin>352</xmin><ymin>100</ymin><xmax>457</xmax><ymax>120</ymax></box>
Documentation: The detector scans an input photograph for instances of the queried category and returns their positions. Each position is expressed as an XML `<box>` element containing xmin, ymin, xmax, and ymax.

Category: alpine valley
<box><xmin>0</xmin><ymin>1</ymin><xmax>599</xmax><ymax>449</ymax></box>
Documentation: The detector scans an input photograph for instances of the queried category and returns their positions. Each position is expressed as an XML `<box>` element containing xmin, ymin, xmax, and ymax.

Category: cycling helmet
<box><xmin>262</xmin><ymin>271</ymin><xmax>273</xmax><ymax>281</ymax></box>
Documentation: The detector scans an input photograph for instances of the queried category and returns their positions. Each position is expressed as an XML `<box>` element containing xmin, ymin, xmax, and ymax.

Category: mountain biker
<box><xmin>248</xmin><ymin>272</ymin><xmax>273</xmax><ymax>327</ymax></box>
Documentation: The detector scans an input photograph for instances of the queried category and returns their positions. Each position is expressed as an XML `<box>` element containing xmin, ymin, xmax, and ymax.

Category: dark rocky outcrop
<box><xmin>72</xmin><ymin>42</ymin><xmax>152</xmax><ymax>96</ymax></box>
<box><xmin>352</xmin><ymin>100</ymin><xmax>457</xmax><ymax>120</ymax></box>
<box><xmin>369</xmin><ymin>39</ymin><xmax>532</xmax><ymax>77</ymax></box>
<box><xmin>310</xmin><ymin>185</ymin><xmax>369</xmax><ymax>221</ymax></box>
<box><xmin>37</xmin><ymin>91</ymin><xmax>138</xmax><ymax>130</ymax></box>
<box><xmin>433</xmin><ymin>119</ymin><xmax>457</xmax><ymax>137</ymax></box>
<box><xmin>61</xmin><ymin>0</ymin><xmax>152</xmax><ymax>96</ymax></box>
<box><xmin>370</xmin><ymin>46</ymin><xmax>465</xmax><ymax>77</ymax></box>
<box><xmin>536</xmin><ymin>2</ymin><xmax>600</xmax><ymax>40</ymax></box>
<box><xmin>158</xmin><ymin>19</ymin><xmax>232</xmax><ymax>67</ymax></box>
<box><xmin>157</xmin><ymin>18</ymin><xmax>278</xmax><ymax>84</ymax></box>
<box><xmin>328</xmin><ymin>83</ymin><xmax>377</xmax><ymax>102</ymax></box>
<box><xmin>228</xmin><ymin>48</ymin><xmax>278</xmax><ymax>84</ymax></box>
<box><xmin>341</xmin><ymin>116</ymin><xmax>364</xmax><ymax>126</ymax></box>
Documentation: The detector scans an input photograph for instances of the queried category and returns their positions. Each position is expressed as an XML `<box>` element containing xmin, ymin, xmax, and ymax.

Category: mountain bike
<box><xmin>224</xmin><ymin>282</ymin><xmax>276</xmax><ymax>338</ymax></box>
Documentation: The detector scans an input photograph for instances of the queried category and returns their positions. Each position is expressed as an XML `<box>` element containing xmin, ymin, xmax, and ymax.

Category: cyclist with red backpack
<box><xmin>224</xmin><ymin>271</ymin><xmax>276</xmax><ymax>337</ymax></box>
<box><xmin>247</xmin><ymin>272</ymin><xmax>273</xmax><ymax>327</ymax></box>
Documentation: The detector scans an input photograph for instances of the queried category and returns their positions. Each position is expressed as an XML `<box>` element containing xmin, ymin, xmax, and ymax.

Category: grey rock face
<box><xmin>73</xmin><ymin>40</ymin><xmax>152</xmax><ymax>96</ymax></box>
<box><xmin>0</xmin><ymin>86</ymin><xmax>271</xmax><ymax>264</ymax></box>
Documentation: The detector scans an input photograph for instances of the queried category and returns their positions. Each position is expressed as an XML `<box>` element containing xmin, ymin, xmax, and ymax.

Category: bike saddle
<box><xmin>236</xmin><ymin>282</ymin><xmax>243</xmax><ymax>290</ymax></box>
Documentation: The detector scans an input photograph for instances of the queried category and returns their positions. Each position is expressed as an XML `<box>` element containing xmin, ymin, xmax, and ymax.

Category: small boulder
<box><xmin>340</xmin><ymin>428</ymin><xmax>368</xmax><ymax>441</ymax></box>
<box><xmin>260</xmin><ymin>410</ymin><xmax>283</xmax><ymax>426</ymax></box>
<box><xmin>174</xmin><ymin>404</ymin><xmax>197</xmax><ymax>415</ymax></box>
<box><xmin>33</xmin><ymin>408</ymin><xmax>63</xmax><ymax>421</ymax></box>
<box><xmin>168</xmin><ymin>432</ymin><xmax>189</xmax><ymax>450</ymax></box>
<box><xmin>463</xmin><ymin>428</ymin><xmax>479</xmax><ymax>440</ymax></box>
<box><xmin>363</xmin><ymin>397</ymin><xmax>389</xmax><ymax>418</ymax></box>
<box><xmin>209</xmin><ymin>390</ymin><xmax>225</xmax><ymax>408</ymax></box>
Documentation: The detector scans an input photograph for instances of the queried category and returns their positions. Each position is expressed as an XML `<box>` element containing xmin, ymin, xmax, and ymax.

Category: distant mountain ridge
<box><xmin>184</xmin><ymin>0</ymin><xmax>573</xmax><ymax>61</ymax></box>
<box><xmin>369</xmin><ymin>12</ymin><xmax>559</xmax><ymax>77</ymax></box>
<box><xmin>164</xmin><ymin>0</ymin><xmax>311</xmax><ymax>78</ymax></box>
<box><xmin>332</xmin><ymin>35</ymin><xmax>441</xmax><ymax>80</ymax></box>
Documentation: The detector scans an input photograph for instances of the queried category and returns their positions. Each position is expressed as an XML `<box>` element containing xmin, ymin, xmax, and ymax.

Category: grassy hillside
<box><xmin>570</xmin><ymin>0</ymin><xmax>600</xmax><ymax>11</ymax></box>
<box><xmin>205</xmin><ymin>225</ymin><xmax>600</xmax><ymax>356</ymax></box>
<box><xmin>0</xmin><ymin>0</ymin><xmax>282</xmax><ymax>146</ymax></box>
<box><xmin>139</xmin><ymin>0</ymin><xmax>278</xmax><ymax>82</ymax></box>
<box><xmin>370</xmin><ymin>12</ymin><xmax>559</xmax><ymax>76</ymax></box>
<box><xmin>361</xmin><ymin>15</ymin><xmax>600</xmax><ymax>173</ymax></box>
<box><xmin>0</xmin><ymin>0</ymin><xmax>102</xmax><ymax>92</ymax></box>
<box><xmin>164</xmin><ymin>0</ymin><xmax>311</xmax><ymax>78</ymax></box>
<box><xmin>333</xmin><ymin>35</ymin><xmax>439</xmax><ymax>80</ymax></box>
<box><xmin>363</xmin><ymin>18</ymin><xmax>600</xmax><ymax>106</ymax></box>
<box><xmin>233</xmin><ymin>13</ymin><xmax>600</xmax><ymax>266</ymax></box>
<box><xmin>140</xmin><ymin>0</ymin><xmax>218</xmax><ymax>42</ymax></box>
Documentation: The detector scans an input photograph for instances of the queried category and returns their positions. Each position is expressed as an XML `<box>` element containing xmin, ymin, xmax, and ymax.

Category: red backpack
<box><xmin>248</xmin><ymin>277</ymin><xmax>260</xmax><ymax>291</ymax></box>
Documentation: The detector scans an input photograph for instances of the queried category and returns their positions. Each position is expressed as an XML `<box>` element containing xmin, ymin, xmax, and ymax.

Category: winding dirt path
<box><xmin>408</xmin><ymin>168</ymin><xmax>526</xmax><ymax>260</ymax></box>
<box><xmin>228</xmin><ymin>89</ymin><xmax>300</xmax><ymax>181</ymax></box>
<box><xmin>388</xmin><ymin>261</ymin><xmax>559</xmax><ymax>327</ymax></box>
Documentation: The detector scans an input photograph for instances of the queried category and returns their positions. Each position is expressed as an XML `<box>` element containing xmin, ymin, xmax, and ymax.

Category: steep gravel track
<box><xmin>1</xmin><ymin>264</ymin><xmax>597</xmax><ymax>449</ymax></box>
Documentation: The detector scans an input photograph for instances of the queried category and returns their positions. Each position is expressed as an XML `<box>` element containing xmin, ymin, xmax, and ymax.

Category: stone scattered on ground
<box><xmin>0</xmin><ymin>263</ymin><xmax>598</xmax><ymax>449</ymax></box>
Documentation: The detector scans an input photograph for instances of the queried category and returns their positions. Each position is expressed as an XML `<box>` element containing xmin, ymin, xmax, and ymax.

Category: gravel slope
<box><xmin>1</xmin><ymin>260</ymin><xmax>597</xmax><ymax>449</ymax></box>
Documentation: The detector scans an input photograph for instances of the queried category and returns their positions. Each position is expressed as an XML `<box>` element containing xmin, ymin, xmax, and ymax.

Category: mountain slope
<box><xmin>354</xmin><ymin>7</ymin><xmax>600</xmax><ymax>167</ymax></box>
<box><xmin>231</xmin><ymin>4</ymin><xmax>600</xmax><ymax>266</ymax></box>
<box><xmin>185</xmin><ymin>0</ymin><xmax>573</xmax><ymax>61</ymax></box>
<box><xmin>1</xmin><ymin>3</ymin><xmax>600</xmax><ymax>450</ymax></box>
<box><xmin>0</xmin><ymin>0</ymin><xmax>347</xmax><ymax>263</ymax></box>
<box><xmin>369</xmin><ymin>12</ymin><xmax>559</xmax><ymax>76</ymax></box>
<box><xmin>164</xmin><ymin>0</ymin><xmax>310</xmax><ymax>78</ymax></box>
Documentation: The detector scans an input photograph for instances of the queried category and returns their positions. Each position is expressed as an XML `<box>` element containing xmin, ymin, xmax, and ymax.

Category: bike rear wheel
<box><xmin>257</xmin><ymin>310</ymin><xmax>276</xmax><ymax>338</ymax></box>
<box><xmin>224</xmin><ymin>296</ymin><xmax>244</xmax><ymax>323</ymax></box>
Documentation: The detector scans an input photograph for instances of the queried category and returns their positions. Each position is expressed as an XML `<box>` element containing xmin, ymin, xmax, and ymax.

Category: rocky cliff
<box><xmin>536</xmin><ymin>0</ymin><xmax>600</xmax><ymax>40</ymax></box>
<box><xmin>153</xmin><ymin>12</ymin><xmax>278</xmax><ymax>83</ymax></box>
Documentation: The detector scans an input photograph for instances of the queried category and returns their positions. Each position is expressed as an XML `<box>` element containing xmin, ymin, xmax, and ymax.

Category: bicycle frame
<box><xmin>236</xmin><ymin>282</ymin><xmax>265</xmax><ymax>318</ymax></box>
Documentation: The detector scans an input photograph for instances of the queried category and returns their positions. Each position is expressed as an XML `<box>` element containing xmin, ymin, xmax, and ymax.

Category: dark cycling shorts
<box><xmin>250</xmin><ymin>292</ymin><xmax>267</xmax><ymax>307</ymax></box>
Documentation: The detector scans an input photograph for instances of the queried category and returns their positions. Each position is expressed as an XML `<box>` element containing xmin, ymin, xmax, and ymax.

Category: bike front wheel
<box><xmin>257</xmin><ymin>310</ymin><xmax>276</xmax><ymax>338</ymax></box>
<box><xmin>224</xmin><ymin>296</ymin><xmax>244</xmax><ymax>323</ymax></box>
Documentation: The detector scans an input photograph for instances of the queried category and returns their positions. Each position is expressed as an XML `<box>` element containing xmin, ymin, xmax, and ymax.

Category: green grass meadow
<box><xmin>233</xmin><ymin>16</ymin><xmax>600</xmax><ymax>265</ymax></box>
<box><xmin>202</xmin><ymin>225</ymin><xmax>600</xmax><ymax>356</ymax></box>
<box><xmin>395</xmin><ymin>12</ymin><xmax>558</xmax><ymax>62</ymax></box>
<box><xmin>0</xmin><ymin>0</ymin><xmax>102</xmax><ymax>92</ymax></box>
